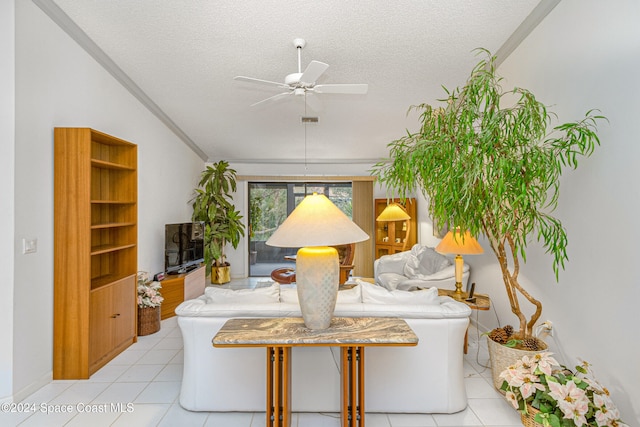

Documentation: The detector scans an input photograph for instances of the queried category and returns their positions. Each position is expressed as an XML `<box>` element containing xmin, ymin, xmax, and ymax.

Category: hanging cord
<box><xmin>472</xmin><ymin>307</ymin><xmax>567</xmax><ymax>371</ymax></box>
<box><xmin>304</xmin><ymin>92</ymin><xmax>308</xmax><ymax>171</ymax></box>
<box><xmin>471</xmin><ymin>302</ymin><xmax>503</xmax><ymax>371</ymax></box>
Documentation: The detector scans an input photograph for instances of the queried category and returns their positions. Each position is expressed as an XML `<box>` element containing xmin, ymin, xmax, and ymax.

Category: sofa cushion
<box><xmin>358</xmin><ymin>280</ymin><xmax>439</xmax><ymax>305</ymax></box>
<box><xmin>279</xmin><ymin>286</ymin><xmax>299</xmax><ymax>304</ymax></box>
<box><xmin>403</xmin><ymin>245</ymin><xmax>451</xmax><ymax>278</ymax></box>
<box><xmin>337</xmin><ymin>285</ymin><xmax>362</xmax><ymax>303</ymax></box>
<box><xmin>205</xmin><ymin>281</ymin><xmax>280</xmax><ymax>304</ymax></box>
<box><xmin>280</xmin><ymin>284</ymin><xmax>362</xmax><ymax>304</ymax></box>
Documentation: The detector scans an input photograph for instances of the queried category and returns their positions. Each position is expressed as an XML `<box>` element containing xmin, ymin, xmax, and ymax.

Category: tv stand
<box><xmin>160</xmin><ymin>265</ymin><xmax>206</xmax><ymax>320</ymax></box>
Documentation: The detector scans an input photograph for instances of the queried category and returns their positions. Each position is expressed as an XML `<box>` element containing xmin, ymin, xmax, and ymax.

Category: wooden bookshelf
<box><xmin>54</xmin><ymin>128</ymin><xmax>138</xmax><ymax>379</ymax></box>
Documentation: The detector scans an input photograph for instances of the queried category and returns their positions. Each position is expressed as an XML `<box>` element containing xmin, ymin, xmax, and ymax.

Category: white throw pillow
<box><xmin>418</xmin><ymin>248</ymin><xmax>451</xmax><ymax>275</ymax></box>
<box><xmin>403</xmin><ymin>245</ymin><xmax>450</xmax><ymax>278</ymax></box>
<box><xmin>375</xmin><ymin>251</ymin><xmax>409</xmax><ymax>274</ymax></box>
<box><xmin>358</xmin><ymin>280</ymin><xmax>439</xmax><ymax>305</ymax></box>
<box><xmin>205</xmin><ymin>281</ymin><xmax>280</xmax><ymax>304</ymax></box>
<box><xmin>337</xmin><ymin>284</ymin><xmax>362</xmax><ymax>303</ymax></box>
<box><xmin>279</xmin><ymin>284</ymin><xmax>362</xmax><ymax>304</ymax></box>
<box><xmin>376</xmin><ymin>272</ymin><xmax>406</xmax><ymax>291</ymax></box>
<box><xmin>279</xmin><ymin>287</ymin><xmax>299</xmax><ymax>304</ymax></box>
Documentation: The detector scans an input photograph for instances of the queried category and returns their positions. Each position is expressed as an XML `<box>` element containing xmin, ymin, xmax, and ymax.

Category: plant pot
<box><xmin>211</xmin><ymin>265</ymin><xmax>231</xmax><ymax>284</ymax></box>
<box><xmin>138</xmin><ymin>306</ymin><xmax>161</xmax><ymax>336</ymax></box>
<box><xmin>521</xmin><ymin>405</ymin><xmax>543</xmax><ymax>427</ymax></box>
<box><xmin>250</xmin><ymin>250</ymin><xmax>257</xmax><ymax>265</ymax></box>
<box><xmin>487</xmin><ymin>336</ymin><xmax>547</xmax><ymax>390</ymax></box>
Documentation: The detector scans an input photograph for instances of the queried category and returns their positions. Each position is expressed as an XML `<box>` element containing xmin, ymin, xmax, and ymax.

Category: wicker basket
<box><xmin>487</xmin><ymin>336</ymin><xmax>547</xmax><ymax>390</ymax></box>
<box><xmin>521</xmin><ymin>405</ymin><xmax>543</xmax><ymax>427</ymax></box>
<box><xmin>138</xmin><ymin>306</ymin><xmax>161</xmax><ymax>336</ymax></box>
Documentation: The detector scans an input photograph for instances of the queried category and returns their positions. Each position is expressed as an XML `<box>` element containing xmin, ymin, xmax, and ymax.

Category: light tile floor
<box><xmin>1</xmin><ymin>281</ymin><xmax>523</xmax><ymax>427</ymax></box>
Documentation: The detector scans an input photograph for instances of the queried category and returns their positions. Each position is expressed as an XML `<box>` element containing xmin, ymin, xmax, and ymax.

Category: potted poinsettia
<box><xmin>137</xmin><ymin>271</ymin><xmax>164</xmax><ymax>335</ymax></box>
<box><xmin>500</xmin><ymin>352</ymin><xmax>628</xmax><ymax>427</ymax></box>
<box><xmin>137</xmin><ymin>271</ymin><xmax>164</xmax><ymax>308</ymax></box>
<box><xmin>372</xmin><ymin>49</ymin><xmax>605</xmax><ymax>383</ymax></box>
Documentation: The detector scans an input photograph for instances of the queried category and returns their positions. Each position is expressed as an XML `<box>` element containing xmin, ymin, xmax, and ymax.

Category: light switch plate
<box><xmin>23</xmin><ymin>238</ymin><xmax>37</xmax><ymax>254</ymax></box>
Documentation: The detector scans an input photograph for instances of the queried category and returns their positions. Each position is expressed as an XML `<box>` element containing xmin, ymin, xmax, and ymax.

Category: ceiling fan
<box><xmin>234</xmin><ymin>38</ymin><xmax>368</xmax><ymax>108</ymax></box>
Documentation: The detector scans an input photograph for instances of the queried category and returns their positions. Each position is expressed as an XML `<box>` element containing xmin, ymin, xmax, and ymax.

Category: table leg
<box><xmin>341</xmin><ymin>346</ymin><xmax>365</xmax><ymax>427</ymax></box>
<box><xmin>464</xmin><ymin>328</ymin><xmax>469</xmax><ymax>354</ymax></box>
<box><xmin>267</xmin><ymin>346</ymin><xmax>291</xmax><ymax>427</ymax></box>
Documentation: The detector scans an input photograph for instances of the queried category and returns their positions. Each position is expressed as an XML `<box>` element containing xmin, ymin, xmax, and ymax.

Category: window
<box><xmin>248</xmin><ymin>182</ymin><xmax>352</xmax><ymax>276</ymax></box>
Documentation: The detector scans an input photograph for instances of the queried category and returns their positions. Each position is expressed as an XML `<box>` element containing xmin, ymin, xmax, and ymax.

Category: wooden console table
<box><xmin>212</xmin><ymin>317</ymin><xmax>418</xmax><ymax>427</ymax></box>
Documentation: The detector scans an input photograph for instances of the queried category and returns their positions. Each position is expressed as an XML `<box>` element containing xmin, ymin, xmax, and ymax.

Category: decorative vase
<box><xmin>138</xmin><ymin>306</ymin><xmax>161</xmax><ymax>336</ymax></box>
<box><xmin>487</xmin><ymin>336</ymin><xmax>547</xmax><ymax>390</ymax></box>
<box><xmin>296</xmin><ymin>246</ymin><xmax>339</xmax><ymax>329</ymax></box>
<box><xmin>521</xmin><ymin>405</ymin><xmax>543</xmax><ymax>427</ymax></box>
<box><xmin>211</xmin><ymin>265</ymin><xmax>231</xmax><ymax>284</ymax></box>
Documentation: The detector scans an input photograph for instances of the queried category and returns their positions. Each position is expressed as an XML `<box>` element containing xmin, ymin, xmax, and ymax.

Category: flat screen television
<box><xmin>165</xmin><ymin>222</ymin><xmax>204</xmax><ymax>274</ymax></box>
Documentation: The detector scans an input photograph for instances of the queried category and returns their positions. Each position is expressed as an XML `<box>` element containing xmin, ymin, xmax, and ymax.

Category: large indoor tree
<box><xmin>372</xmin><ymin>49</ymin><xmax>605</xmax><ymax>341</ymax></box>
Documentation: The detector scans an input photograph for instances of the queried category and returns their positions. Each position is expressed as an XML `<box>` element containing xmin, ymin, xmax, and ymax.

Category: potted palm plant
<box><xmin>191</xmin><ymin>161</ymin><xmax>245</xmax><ymax>284</ymax></box>
<box><xmin>372</xmin><ymin>49</ymin><xmax>605</xmax><ymax>386</ymax></box>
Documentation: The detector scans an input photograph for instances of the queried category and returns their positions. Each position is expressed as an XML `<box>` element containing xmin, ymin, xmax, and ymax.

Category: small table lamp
<box><xmin>376</xmin><ymin>202</ymin><xmax>411</xmax><ymax>251</ymax></box>
<box><xmin>435</xmin><ymin>229</ymin><xmax>483</xmax><ymax>300</ymax></box>
<box><xmin>266</xmin><ymin>193</ymin><xmax>369</xmax><ymax>329</ymax></box>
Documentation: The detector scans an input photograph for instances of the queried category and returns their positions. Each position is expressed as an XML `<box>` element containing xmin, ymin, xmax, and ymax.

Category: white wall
<box><xmin>0</xmin><ymin>0</ymin><xmax>16</xmax><ymax>403</ymax></box>
<box><xmin>467</xmin><ymin>0</ymin><xmax>639</xmax><ymax>422</ymax></box>
<box><xmin>10</xmin><ymin>0</ymin><xmax>203</xmax><ymax>401</ymax></box>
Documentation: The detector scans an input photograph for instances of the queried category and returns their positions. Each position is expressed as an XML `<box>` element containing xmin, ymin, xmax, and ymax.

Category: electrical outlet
<box><xmin>23</xmin><ymin>238</ymin><xmax>37</xmax><ymax>254</ymax></box>
<box><xmin>536</xmin><ymin>320</ymin><xmax>554</xmax><ymax>338</ymax></box>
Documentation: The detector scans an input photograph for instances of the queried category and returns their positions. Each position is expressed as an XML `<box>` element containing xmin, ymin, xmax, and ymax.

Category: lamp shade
<box><xmin>376</xmin><ymin>203</ymin><xmax>411</xmax><ymax>222</ymax></box>
<box><xmin>266</xmin><ymin>193</ymin><xmax>369</xmax><ymax>248</ymax></box>
<box><xmin>435</xmin><ymin>229</ymin><xmax>484</xmax><ymax>255</ymax></box>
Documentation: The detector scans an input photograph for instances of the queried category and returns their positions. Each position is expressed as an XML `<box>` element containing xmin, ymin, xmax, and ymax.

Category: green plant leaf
<box><xmin>191</xmin><ymin>161</ymin><xmax>246</xmax><ymax>269</ymax></box>
<box><xmin>504</xmin><ymin>339</ymin><xmax>520</xmax><ymax>348</ymax></box>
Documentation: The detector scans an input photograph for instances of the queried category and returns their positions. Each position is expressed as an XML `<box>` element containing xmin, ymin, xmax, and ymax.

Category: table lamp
<box><xmin>435</xmin><ymin>229</ymin><xmax>483</xmax><ymax>300</ymax></box>
<box><xmin>376</xmin><ymin>202</ymin><xmax>411</xmax><ymax>251</ymax></box>
<box><xmin>266</xmin><ymin>193</ymin><xmax>369</xmax><ymax>329</ymax></box>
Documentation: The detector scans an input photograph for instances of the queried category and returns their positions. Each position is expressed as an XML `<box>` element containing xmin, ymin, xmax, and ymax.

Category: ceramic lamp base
<box><xmin>296</xmin><ymin>246</ymin><xmax>339</xmax><ymax>329</ymax></box>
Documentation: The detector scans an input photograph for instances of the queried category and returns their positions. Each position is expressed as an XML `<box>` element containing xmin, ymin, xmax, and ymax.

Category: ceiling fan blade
<box><xmin>300</xmin><ymin>60</ymin><xmax>329</xmax><ymax>84</ymax></box>
<box><xmin>234</xmin><ymin>76</ymin><xmax>289</xmax><ymax>89</ymax></box>
<box><xmin>313</xmin><ymin>83</ymin><xmax>368</xmax><ymax>94</ymax></box>
<box><xmin>250</xmin><ymin>91</ymin><xmax>292</xmax><ymax>107</ymax></box>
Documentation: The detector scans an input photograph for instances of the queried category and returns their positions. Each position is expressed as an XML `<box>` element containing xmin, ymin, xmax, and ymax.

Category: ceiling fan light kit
<box><xmin>234</xmin><ymin>38</ymin><xmax>368</xmax><ymax>107</ymax></box>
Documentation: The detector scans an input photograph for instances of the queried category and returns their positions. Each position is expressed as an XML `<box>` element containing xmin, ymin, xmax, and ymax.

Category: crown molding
<box><xmin>494</xmin><ymin>0</ymin><xmax>561</xmax><ymax>66</ymax></box>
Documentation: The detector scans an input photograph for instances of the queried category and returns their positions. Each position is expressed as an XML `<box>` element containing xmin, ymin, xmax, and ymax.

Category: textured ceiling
<box><xmin>43</xmin><ymin>0</ymin><xmax>544</xmax><ymax>163</ymax></box>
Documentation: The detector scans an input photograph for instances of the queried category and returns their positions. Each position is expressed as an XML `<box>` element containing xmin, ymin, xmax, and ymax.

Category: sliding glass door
<box><xmin>248</xmin><ymin>182</ymin><xmax>352</xmax><ymax>277</ymax></box>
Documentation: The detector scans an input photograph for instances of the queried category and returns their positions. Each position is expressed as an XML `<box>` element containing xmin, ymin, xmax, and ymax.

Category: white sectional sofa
<box><xmin>175</xmin><ymin>280</ymin><xmax>471</xmax><ymax>414</ymax></box>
